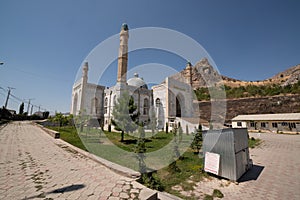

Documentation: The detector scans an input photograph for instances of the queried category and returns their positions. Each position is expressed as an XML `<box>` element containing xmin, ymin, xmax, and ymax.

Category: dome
<box><xmin>127</xmin><ymin>73</ymin><xmax>148</xmax><ymax>89</ymax></box>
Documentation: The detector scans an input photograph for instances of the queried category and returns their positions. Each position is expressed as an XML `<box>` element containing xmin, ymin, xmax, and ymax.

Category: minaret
<box><xmin>186</xmin><ymin>61</ymin><xmax>192</xmax><ymax>86</ymax></box>
<box><xmin>80</xmin><ymin>61</ymin><xmax>88</xmax><ymax>114</ymax></box>
<box><xmin>117</xmin><ymin>23</ymin><xmax>129</xmax><ymax>84</ymax></box>
<box><xmin>82</xmin><ymin>61</ymin><xmax>88</xmax><ymax>84</ymax></box>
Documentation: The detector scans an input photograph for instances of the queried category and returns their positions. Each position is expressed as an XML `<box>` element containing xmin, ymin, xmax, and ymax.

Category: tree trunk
<box><xmin>121</xmin><ymin>131</ymin><xmax>124</xmax><ymax>142</ymax></box>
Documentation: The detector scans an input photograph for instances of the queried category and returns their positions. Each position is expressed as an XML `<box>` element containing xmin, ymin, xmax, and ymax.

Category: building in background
<box><xmin>232</xmin><ymin>113</ymin><xmax>300</xmax><ymax>133</ymax></box>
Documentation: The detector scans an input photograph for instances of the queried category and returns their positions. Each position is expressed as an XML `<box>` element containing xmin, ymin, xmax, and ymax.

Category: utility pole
<box><xmin>30</xmin><ymin>105</ymin><xmax>34</xmax><ymax>115</ymax></box>
<box><xmin>26</xmin><ymin>98</ymin><xmax>34</xmax><ymax>114</ymax></box>
<box><xmin>4</xmin><ymin>87</ymin><xmax>15</xmax><ymax>109</ymax></box>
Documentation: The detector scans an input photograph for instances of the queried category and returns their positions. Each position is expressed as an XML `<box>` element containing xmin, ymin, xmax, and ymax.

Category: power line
<box><xmin>0</xmin><ymin>91</ymin><xmax>6</xmax><ymax>97</ymax></box>
<box><xmin>10</xmin><ymin>94</ymin><xmax>24</xmax><ymax>102</ymax></box>
<box><xmin>0</xmin><ymin>85</ymin><xmax>49</xmax><ymax>112</ymax></box>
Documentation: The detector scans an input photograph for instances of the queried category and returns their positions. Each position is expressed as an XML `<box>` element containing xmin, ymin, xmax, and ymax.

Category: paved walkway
<box><xmin>0</xmin><ymin>121</ymin><xmax>155</xmax><ymax>200</ymax></box>
<box><xmin>1</xmin><ymin>122</ymin><xmax>300</xmax><ymax>200</ymax></box>
<box><xmin>176</xmin><ymin>132</ymin><xmax>300</xmax><ymax>199</ymax></box>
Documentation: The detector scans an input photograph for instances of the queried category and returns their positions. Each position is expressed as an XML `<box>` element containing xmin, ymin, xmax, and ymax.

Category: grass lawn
<box><xmin>248</xmin><ymin>137</ymin><xmax>261</xmax><ymax>148</ymax></box>
<box><xmin>46</xmin><ymin>126</ymin><xmax>88</xmax><ymax>151</ymax></box>
<box><xmin>47</xmin><ymin>125</ymin><xmax>261</xmax><ymax>199</ymax></box>
<box><xmin>156</xmin><ymin>149</ymin><xmax>207</xmax><ymax>197</ymax></box>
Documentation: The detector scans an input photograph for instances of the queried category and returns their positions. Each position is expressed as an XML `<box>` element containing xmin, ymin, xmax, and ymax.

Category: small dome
<box><xmin>127</xmin><ymin>73</ymin><xmax>148</xmax><ymax>89</ymax></box>
<box><xmin>121</xmin><ymin>23</ymin><xmax>129</xmax><ymax>31</ymax></box>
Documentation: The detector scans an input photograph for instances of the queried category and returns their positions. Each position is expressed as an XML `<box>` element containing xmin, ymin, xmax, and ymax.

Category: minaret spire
<box><xmin>117</xmin><ymin>23</ymin><xmax>129</xmax><ymax>84</ymax></box>
<box><xmin>186</xmin><ymin>61</ymin><xmax>193</xmax><ymax>86</ymax></box>
<box><xmin>82</xmin><ymin>61</ymin><xmax>89</xmax><ymax>84</ymax></box>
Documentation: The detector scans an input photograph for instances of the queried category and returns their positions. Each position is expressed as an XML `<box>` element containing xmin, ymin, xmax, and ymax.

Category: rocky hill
<box><xmin>171</xmin><ymin>58</ymin><xmax>300</xmax><ymax>123</ymax></box>
<box><xmin>172</xmin><ymin>58</ymin><xmax>300</xmax><ymax>89</ymax></box>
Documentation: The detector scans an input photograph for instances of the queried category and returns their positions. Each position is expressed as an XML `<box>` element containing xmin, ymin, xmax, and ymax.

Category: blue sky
<box><xmin>0</xmin><ymin>0</ymin><xmax>299</xmax><ymax>113</ymax></box>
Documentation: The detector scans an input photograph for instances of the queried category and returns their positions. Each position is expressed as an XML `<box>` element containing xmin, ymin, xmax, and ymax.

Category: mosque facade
<box><xmin>70</xmin><ymin>24</ymin><xmax>197</xmax><ymax>131</ymax></box>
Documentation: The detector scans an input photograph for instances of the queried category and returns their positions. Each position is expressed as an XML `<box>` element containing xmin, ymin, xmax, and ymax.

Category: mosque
<box><xmin>70</xmin><ymin>24</ymin><xmax>198</xmax><ymax>132</ymax></box>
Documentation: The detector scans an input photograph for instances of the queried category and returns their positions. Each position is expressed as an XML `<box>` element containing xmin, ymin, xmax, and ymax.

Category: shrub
<box><xmin>139</xmin><ymin>172</ymin><xmax>164</xmax><ymax>191</ymax></box>
<box><xmin>213</xmin><ymin>189</ymin><xmax>224</xmax><ymax>198</ymax></box>
<box><xmin>204</xmin><ymin>194</ymin><xmax>213</xmax><ymax>200</ymax></box>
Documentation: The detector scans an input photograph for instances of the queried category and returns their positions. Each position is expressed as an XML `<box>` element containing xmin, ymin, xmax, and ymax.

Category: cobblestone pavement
<box><xmin>175</xmin><ymin>132</ymin><xmax>300</xmax><ymax>200</ymax></box>
<box><xmin>0</xmin><ymin>121</ymin><xmax>153</xmax><ymax>200</ymax></box>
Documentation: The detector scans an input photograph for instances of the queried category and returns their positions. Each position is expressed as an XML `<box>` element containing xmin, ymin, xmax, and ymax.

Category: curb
<box><xmin>35</xmin><ymin>123</ymin><xmax>140</xmax><ymax>179</ymax></box>
<box><xmin>158</xmin><ymin>192</ymin><xmax>183</xmax><ymax>200</ymax></box>
<box><xmin>36</xmin><ymin>123</ymin><xmax>182</xmax><ymax>200</ymax></box>
<box><xmin>34</xmin><ymin>123</ymin><xmax>60</xmax><ymax>138</ymax></box>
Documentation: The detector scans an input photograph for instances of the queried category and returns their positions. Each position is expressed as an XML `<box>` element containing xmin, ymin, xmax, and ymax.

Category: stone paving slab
<box><xmin>4</xmin><ymin>121</ymin><xmax>298</xmax><ymax>200</ymax></box>
<box><xmin>0</xmin><ymin>121</ymin><xmax>160</xmax><ymax>200</ymax></box>
<box><xmin>175</xmin><ymin>132</ymin><xmax>300</xmax><ymax>199</ymax></box>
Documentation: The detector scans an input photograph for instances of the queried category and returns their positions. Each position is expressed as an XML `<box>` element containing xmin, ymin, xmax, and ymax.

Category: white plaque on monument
<box><xmin>204</xmin><ymin>152</ymin><xmax>220</xmax><ymax>175</ymax></box>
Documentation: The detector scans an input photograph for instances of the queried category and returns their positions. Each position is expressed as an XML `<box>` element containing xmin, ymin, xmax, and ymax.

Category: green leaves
<box><xmin>112</xmin><ymin>92</ymin><xmax>139</xmax><ymax>141</ymax></box>
<box><xmin>195</xmin><ymin>80</ymin><xmax>300</xmax><ymax>100</ymax></box>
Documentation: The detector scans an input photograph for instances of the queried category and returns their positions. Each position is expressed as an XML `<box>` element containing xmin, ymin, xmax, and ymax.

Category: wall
<box><xmin>198</xmin><ymin>94</ymin><xmax>300</xmax><ymax>123</ymax></box>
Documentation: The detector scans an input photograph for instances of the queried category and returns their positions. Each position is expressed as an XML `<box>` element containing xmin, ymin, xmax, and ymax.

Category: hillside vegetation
<box><xmin>195</xmin><ymin>80</ymin><xmax>300</xmax><ymax>101</ymax></box>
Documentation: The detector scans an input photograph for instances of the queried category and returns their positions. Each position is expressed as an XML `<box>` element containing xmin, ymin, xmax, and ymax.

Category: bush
<box><xmin>213</xmin><ymin>189</ymin><xmax>224</xmax><ymax>198</ymax></box>
<box><xmin>204</xmin><ymin>194</ymin><xmax>213</xmax><ymax>200</ymax></box>
<box><xmin>139</xmin><ymin>172</ymin><xmax>164</xmax><ymax>191</ymax></box>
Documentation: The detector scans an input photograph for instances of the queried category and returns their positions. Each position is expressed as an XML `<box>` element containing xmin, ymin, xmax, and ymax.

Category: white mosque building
<box><xmin>70</xmin><ymin>24</ymin><xmax>198</xmax><ymax>132</ymax></box>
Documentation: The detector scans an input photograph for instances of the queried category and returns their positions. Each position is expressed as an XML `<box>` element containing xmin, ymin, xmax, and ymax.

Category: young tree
<box><xmin>191</xmin><ymin>124</ymin><xmax>203</xmax><ymax>154</ymax></box>
<box><xmin>112</xmin><ymin>92</ymin><xmax>139</xmax><ymax>142</ymax></box>
<box><xmin>168</xmin><ymin>127</ymin><xmax>181</xmax><ymax>172</ymax></box>
<box><xmin>178</xmin><ymin>125</ymin><xmax>183</xmax><ymax>143</ymax></box>
<box><xmin>135</xmin><ymin>126</ymin><xmax>146</xmax><ymax>173</ymax></box>
<box><xmin>73</xmin><ymin>110</ymin><xmax>90</xmax><ymax>133</ymax></box>
<box><xmin>149</xmin><ymin>106</ymin><xmax>157</xmax><ymax>136</ymax></box>
<box><xmin>19</xmin><ymin>102</ymin><xmax>24</xmax><ymax>115</ymax></box>
<box><xmin>53</xmin><ymin>112</ymin><xmax>64</xmax><ymax>127</ymax></box>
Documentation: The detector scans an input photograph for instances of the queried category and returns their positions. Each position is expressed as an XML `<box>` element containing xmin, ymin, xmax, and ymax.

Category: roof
<box><xmin>127</xmin><ymin>73</ymin><xmax>148</xmax><ymax>89</ymax></box>
<box><xmin>232</xmin><ymin>113</ymin><xmax>300</xmax><ymax>121</ymax></box>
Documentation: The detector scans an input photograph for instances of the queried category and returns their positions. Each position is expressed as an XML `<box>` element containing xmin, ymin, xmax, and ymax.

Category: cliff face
<box><xmin>197</xmin><ymin>94</ymin><xmax>300</xmax><ymax>123</ymax></box>
<box><xmin>172</xmin><ymin>58</ymin><xmax>300</xmax><ymax>89</ymax></box>
<box><xmin>171</xmin><ymin>58</ymin><xmax>223</xmax><ymax>88</ymax></box>
<box><xmin>171</xmin><ymin>58</ymin><xmax>300</xmax><ymax>123</ymax></box>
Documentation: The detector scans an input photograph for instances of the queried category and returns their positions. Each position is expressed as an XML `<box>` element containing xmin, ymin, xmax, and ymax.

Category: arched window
<box><xmin>104</xmin><ymin>97</ymin><xmax>108</xmax><ymax>114</ymax></box>
<box><xmin>155</xmin><ymin>98</ymin><xmax>160</xmax><ymax>107</ymax></box>
<box><xmin>143</xmin><ymin>98</ymin><xmax>149</xmax><ymax>115</ymax></box>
